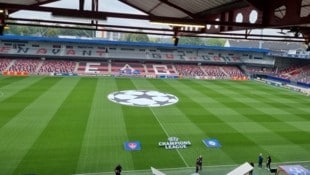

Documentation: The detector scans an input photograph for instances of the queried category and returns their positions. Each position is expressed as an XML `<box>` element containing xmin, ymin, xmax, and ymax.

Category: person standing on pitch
<box><xmin>195</xmin><ymin>155</ymin><xmax>203</xmax><ymax>173</ymax></box>
<box><xmin>249</xmin><ymin>162</ymin><xmax>254</xmax><ymax>175</ymax></box>
<box><xmin>258</xmin><ymin>153</ymin><xmax>263</xmax><ymax>168</ymax></box>
<box><xmin>266</xmin><ymin>155</ymin><xmax>272</xmax><ymax>170</ymax></box>
<box><xmin>114</xmin><ymin>164</ymin><xmax>122</xmax><ymax>175</ymax></box>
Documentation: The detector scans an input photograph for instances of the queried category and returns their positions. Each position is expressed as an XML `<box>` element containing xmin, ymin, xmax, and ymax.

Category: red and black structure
<box><xmin>0</xmin><ymin>0</ymin><xmax>309</xmax><ymax>46</ymax></box>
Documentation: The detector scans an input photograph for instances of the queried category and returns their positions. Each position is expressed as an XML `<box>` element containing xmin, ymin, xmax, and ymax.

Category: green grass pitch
<box><xmin>0</xmin><ymin>76</ymin><xmax>309</xmax><ymax>175</ymax></box>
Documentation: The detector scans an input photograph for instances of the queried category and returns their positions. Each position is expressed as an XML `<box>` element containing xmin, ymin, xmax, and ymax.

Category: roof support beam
<box><xmin>246</xmin><ymin>0</ymin><xmax>310</xmax><ymax>26</ymax></box>
<box><xmin>34</xmin><ymin>0</ymin><xmax>60</xmax><ymax>6</ymax></box>
<box><xmin>79</xmin><ymin>0</ymin><xmax>85</xmax><ymax>11</ymax></box>
<box><xmin>196</xmin><ymin>0</ymin><xmax>248</xmax><ymax>17</ymax></box>
<box><xmin>119</xmin><ymin>0</ymin><xmax>149</xmax><ymax>15</ymax></box>
<box><xmin>158</xmin><ymin>0</ymin><xmax>195</xmax><ymax>18</ymax></box>
<box><xmin>0</xmin><ymin>3</ymin><xmax>266</xmax><ymax>28</ymax></box>
<box><xmin>245</xmin><ymin>0</ymin><xmax>269</xmax><ymax>11</ymax></box>
<box><xmin>6</xmin><ymin>19</ymin><xmax>305</xmax><ymax>42</ymax></box>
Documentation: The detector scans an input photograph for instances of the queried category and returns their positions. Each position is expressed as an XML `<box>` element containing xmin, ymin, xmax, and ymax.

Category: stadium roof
<box><xmin>0</xmin><ymin>0</ymin><xmax>58</xmax><ymax>6</ymax></box>
<box><xmin>0</xmin><ymin>0</ymin><xmax>310</xmax><ymax>45</ymax></box>
<box><xmin>226</xmin><ymin>40</ymin><xmax>306</xmax><ymax>51</ymax></box>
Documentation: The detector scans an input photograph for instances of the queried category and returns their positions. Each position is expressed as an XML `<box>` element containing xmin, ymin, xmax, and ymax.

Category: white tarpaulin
<box><xmin>226</xmin><ymin>162</ymin><xmax>253</xmax><ymax>175</ymax></box>
<box><xmin>151</xmin><ymin>167</ymin><xmax>166</xmax><ymax>175</ymax></box>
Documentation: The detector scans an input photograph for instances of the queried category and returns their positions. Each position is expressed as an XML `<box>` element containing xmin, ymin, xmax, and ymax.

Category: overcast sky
<box><xmin>11</xmin><ymin>0</ymin><xmax>154</xmax><ymax>27</ymax></box>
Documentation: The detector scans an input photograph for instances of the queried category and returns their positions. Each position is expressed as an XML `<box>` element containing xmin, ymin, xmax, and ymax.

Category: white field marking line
<box><xmin>73</xmin><ymin>160</ymin><xmax>310</xmax><ymax>175</ymax></box>
<box><xmin>150</xmin><ymin>107</ymin><xmax>189</xmax><ymax>167</ymax></box>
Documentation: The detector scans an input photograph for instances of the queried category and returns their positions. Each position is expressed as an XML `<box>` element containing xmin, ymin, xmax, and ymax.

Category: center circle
<box><xmin>107</xmin><ymin>90</ymin><xmax>179</xmax><ymax>107</ymax></box>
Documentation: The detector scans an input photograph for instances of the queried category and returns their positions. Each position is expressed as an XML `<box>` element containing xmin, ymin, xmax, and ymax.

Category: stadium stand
<box><xmin>0</xmin><ymin>58</ymin><xmax>11</xmax><ymax>71</ymax></box>
<box><xmin>0</xmin><ymin>35</ymin><xmax>309</xmax><ymax>88</ymax></box>
<box><xmin>77</xmin><ymin>61</ymin><xmax>109</xmax><ymax>76</ymax></box>
<box><xmin>8</xmin><ymin>59</ymin><xmax>40</xmax><ymax>73</ymax></box>
<box><xmin>221</xmin><ymin>66</ymin><xmax>246</xmax><ymax>79</ymax></box>
<box><xmin>111</xmin><ymin>61</ymin><xmax>145</xmax><ymax>76</ymax></box>
<box><xmin>144</xmin><ymin>63</ymin><xmax>178</xmax><ymax>77</ymax></box>
<box><xmin>38</xmin><ymin>60</ymin><xmax>77</xmax><ymax>75</ymax></box>
<box><xmin>297</xmin><ymin>65</ymin><xmax>310</xmax><ymax>84</ymax></box>
<box><xmin>244</xmin><ymin>66</ymin><xmax>276</xmax><ymax>75</ymax></box>
<box><xmin>201</xmin><ymin>65</ymin><xmax>227</xmax><ymax>79</ymax></box>
<box><xmin>174</xmin><ymin>64</ymin><xmax>205</xmax><ymax>78</ymax></box>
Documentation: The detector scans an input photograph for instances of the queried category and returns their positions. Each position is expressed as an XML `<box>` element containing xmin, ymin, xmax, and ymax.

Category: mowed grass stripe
<box><xmin>76</xmin><ymin>78</ymin><xmax>135</xmax><ymax>174</ymax></box>
<box><xmin>0</xmin><ymin>77</ymin><xmax>308</xmax><ymax>175</ymax></box>
<box><xmin>115</xmin><ymin>78</ymin><xmax>186</xmax><ymax>170</ymax></box>
<box><xmin>192</xmin><ymin>80</ymin><xmax>310</xmax><ymax>161</ymax></box>
<box><xmin>218</xmin><ymin>81</ymin><xmax>310</xmax><ymax>123</ymax></box>
<box><xmin>0</xmin><ymin>77</ymin><xmax>45</xmax><ymax>102</ymax></box>
<box><xmin>132</xmin><ymin>78</ymin><xmax>206</xmax><ymax>167</ymax></box>
<box><xmin>12</xmin><ymin>78</ymin><xmax>97</xmax><ymax>175</ymax></box>
<box><xmin>238</xmin><ymin>81</ymin><xmax>310</xmax><ymax>105</ymax></box>
<box><xmin>0</xmin><ymin>77</ymin><xmax>59</xmax><ymax>128</ymax></box>
<box><xmin>142</xmin><ymin>78</ymin><xmax>236</xmax><ymax>166</ymax></box>
<box><xmin>0</xmin><ymin>76</ymin><xmax>9</xmax><ymax>81</ymax></box>
<box><xmin>210</xmin><ymin>81</ymin><xmax>310</xmax><ymax>149</ymax></box>
<box><xmin>209</xmin><ymin>81</ymin><xmax>307</xmax><ymax>121</ymax></box>
<box><xmin>0</xmin><ymin>77</ymin><xmax>25</xmax><ymax>88</ymax></box>
<box><xmin>152</xmin><ymin>79</ymin><xmax>264</xmax><ymax>165</ymax></box>
<box><xmin>146</xmin><ymin>79</ymin><xmax>240</xmax><ymax>165</ymax></box>
<box><xmin>0</xmin><ymin>77</ymin><xmax>79</xmax><ymax>175</ymax></box>
<box><xmin>219</xmin><ymin>81</ymin><xmax>310</xmax><ymax>116</ymax></box>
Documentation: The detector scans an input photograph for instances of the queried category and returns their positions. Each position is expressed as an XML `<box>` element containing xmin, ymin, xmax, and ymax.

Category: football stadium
<box><xmin>0</xmin><ymin>1</ymin><xmax>310</xmax><ymax>175</ymax></box>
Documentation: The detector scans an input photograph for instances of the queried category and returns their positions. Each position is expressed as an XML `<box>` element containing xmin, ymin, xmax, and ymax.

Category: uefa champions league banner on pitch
<box><xmin>124</xmin><ymin>141</ymin><xmax>141</xmax><ymax>151</ymax></box>
<box><xmin>158</xmin><ymin>137</ymin><xmax>191</xmax><ymax>149</ymax></box>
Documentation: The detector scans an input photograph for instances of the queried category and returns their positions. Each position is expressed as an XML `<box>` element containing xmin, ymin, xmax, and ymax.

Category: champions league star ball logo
<box><xmin>108</xmin><ymin>90</ymin><xmax>179</xmax><ymax>107</ymax></box>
